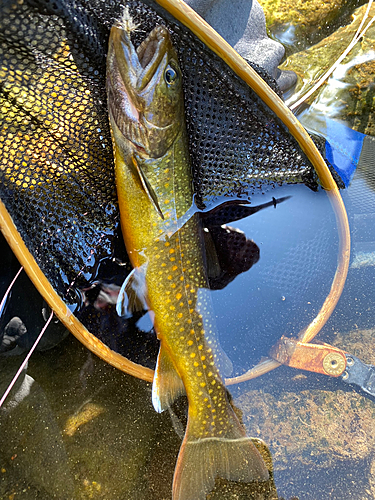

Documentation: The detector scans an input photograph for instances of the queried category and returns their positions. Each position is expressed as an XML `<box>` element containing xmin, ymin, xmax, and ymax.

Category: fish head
<box><xmin>107</xmin><ymin>20</ymin><xmax>184</xmax><ymax>158</ymax></box>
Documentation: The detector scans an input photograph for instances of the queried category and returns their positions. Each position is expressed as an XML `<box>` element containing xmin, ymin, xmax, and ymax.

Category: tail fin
<box><xmin>172</xmin><ymin>405</ymin><xmax>269</xmax><ymax>500</ymax></box>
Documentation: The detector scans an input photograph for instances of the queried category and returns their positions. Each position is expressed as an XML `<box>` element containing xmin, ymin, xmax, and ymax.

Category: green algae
<box><xmin>258</xmin><ymin>0</ymin><xmax>363</xmax><ymax>53</ymax></box>
<box><xmin>282</xmin><ymin>2</ymin><xmax>375</xmax><ymax>136</ymax></box>
<box><xmin>259</xmin><ymin>0</ymin><xmax>350</xmax><ymax>32</ymax></box>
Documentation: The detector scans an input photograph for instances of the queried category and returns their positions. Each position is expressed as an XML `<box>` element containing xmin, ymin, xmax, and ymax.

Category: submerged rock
<box><xmin>0</xmin><ymin>336</ymin><xmax>177</xmax><ymax>500</ymax></box>
<box><xmin>238</xmin><ymin>387</ymin><xmax>375</xmax><ymax>468</ymax></box>
<box><xmin>235</xmin><ymin>327</ymin><xmax>375</xmax><ymax>499</ymax></box>
<box><xmin>258</xmin><ymin>0</ymin><xmax>349</xmax><ymax>29</ymax></box>
<box><xmin>258</xmin><ymin>0</ymin><xmax>357</xmax><ymax>49</ymax></box>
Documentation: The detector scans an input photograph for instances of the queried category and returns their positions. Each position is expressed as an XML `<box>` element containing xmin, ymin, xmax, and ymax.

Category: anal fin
<box><xmin>152</xmin><ymin>343</ymin><xmax>185</xmax><ymax>413</ymax></box>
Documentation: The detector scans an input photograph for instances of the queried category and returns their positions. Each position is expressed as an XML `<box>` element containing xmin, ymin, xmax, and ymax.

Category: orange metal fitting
<box><xmin>269</xmin><ymin>336</ymin><xmax>347</xmax><ymax>377</ymax></box>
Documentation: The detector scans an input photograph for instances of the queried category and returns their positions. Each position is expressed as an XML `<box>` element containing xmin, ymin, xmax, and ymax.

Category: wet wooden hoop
<box><xmin>0</xmin><ymin>0</ymin><xmax>350</xmax><ymax>387</ymax></box>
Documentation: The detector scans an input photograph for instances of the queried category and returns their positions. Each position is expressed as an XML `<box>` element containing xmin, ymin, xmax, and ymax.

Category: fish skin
<box><xmin>106</xmin><ymin>11</ymin><xmax>268</xmax><ymax>499</ymax></box>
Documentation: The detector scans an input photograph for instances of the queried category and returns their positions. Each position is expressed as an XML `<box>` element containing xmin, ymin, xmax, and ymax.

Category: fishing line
<box><xmin>0</xmin><ymin>199</ymin><xmax>154</xmax><ymax>382</ymax></box>
<box><xmin>0</xmin><ymin>310</ymin><xmax>54</xmax><ymax>409</ymax></box>
<box><xmin>289</xmin><ymin>0</ymin><xmax>374</xmax><ymax>111</ymax></box>
<box><xmin>0</xmin><ymin>266</ymin><xmax>23</xmax><ymax>318</ymax></box>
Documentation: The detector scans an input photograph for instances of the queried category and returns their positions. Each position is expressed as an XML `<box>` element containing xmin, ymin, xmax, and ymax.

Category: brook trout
<box><xmin>106</xmin><ymin>9</ymin><xmax>268</xmax><ymax>500</ymax></box>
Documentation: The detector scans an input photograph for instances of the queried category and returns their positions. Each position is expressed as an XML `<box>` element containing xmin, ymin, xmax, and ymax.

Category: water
<box><xmin>1</xmin><ymin>4</ymin><xmax>375</xmax><ymax>500</ymax></box>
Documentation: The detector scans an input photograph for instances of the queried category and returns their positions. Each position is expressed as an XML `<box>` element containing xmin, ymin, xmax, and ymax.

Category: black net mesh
<box><xmin>0</xmin><ymin>0</ymin><xmax>323</xmax><ymax>310</ymax></box>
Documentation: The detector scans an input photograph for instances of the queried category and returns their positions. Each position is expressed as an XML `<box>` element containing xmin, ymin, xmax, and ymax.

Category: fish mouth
<box><xmin>111</xmin><ymin>23</ymin><xmax>171</xmax><ymax>93</ymax></box>
<box><xmin>136</xmin><ymin>26</ymin><xmax>170</xmax><ymax>89</ymax></box>
<box><xmin>107</xmin><ymin>19</ymin><xmax>178</xmax><ymax>156</ymax></box>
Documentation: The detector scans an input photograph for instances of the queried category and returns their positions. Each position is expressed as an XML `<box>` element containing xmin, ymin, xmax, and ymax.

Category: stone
<box><xmin>281</xmin><ymin>2</ymin><xmax>375</xmax><ymax>136</ymax></box>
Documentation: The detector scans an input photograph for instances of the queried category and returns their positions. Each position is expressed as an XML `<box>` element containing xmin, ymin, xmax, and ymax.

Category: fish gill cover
<box><xmin>0</xmin><ymin>0</ymin><xmax>323</xmax><ymax>316</ymax></box>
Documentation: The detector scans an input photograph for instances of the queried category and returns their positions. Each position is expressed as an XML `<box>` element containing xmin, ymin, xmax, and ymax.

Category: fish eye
<box><xmin>164</xmin><ymin>63</ymin><xmax>179</xmax><ymax>85</ymax></box>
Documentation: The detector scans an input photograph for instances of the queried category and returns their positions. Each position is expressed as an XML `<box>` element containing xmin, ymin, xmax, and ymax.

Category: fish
<box><xmin>106</xmin><ymin>9</ymin><xmax>269</xmax><ymax>500</ymax></box>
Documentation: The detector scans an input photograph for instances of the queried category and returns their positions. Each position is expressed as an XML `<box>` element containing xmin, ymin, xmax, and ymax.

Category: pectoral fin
<box><xmin>131</xmin><ymin>155</ymin><xmax>164</xmax><ymax>220</ymax></box>
<box><xmin>116</xmin><ymin>267</ymin><xmax>148</xmax><ymax>318</ymax></box>
<box><xmin>152</xmin><ymin>343</ymin><xmax>185</xmax><ymax>413</ymax></box>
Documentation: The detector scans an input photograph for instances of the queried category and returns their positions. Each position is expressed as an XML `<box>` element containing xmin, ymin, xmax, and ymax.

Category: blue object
<box><xmin>299</xmin><ymin>114</ymin><xmax>367</xmax><ymax>188</ymax></box>
<box><xmin>323</xmin><ymin>118</ymin><xmax>365</xmax><ymax>187</ymax></box>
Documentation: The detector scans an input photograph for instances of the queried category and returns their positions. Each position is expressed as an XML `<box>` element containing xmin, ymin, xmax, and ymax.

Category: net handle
<box><xmin>226</xmin><ymin>190</ymin><xmax>350</xmax><ymax>385</ymax></box>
